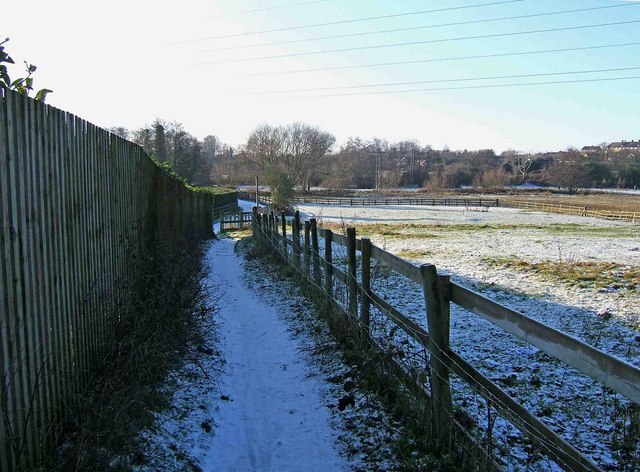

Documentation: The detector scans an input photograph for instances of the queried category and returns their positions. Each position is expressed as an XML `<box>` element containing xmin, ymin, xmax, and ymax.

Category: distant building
<box><xmin>581</xmin><ymin>145</ymin><xmax>602</xmax><ymax>156</ymax></box>
<box><xmin>607</xmin><ymin>140</ymin><xmax>640</xmax><ymax>152</ymax></box>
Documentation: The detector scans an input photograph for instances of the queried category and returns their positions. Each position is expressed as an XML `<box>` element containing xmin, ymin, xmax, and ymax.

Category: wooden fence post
<box><xmin>421</xmin><ymin>264</ymin><xmax>453</xmax><ymax>446</ymax></box>
<box><xmin>252</xmin><ymin>207</ymin><xmax>259</xmax><ymax>238</ymax></box>
<box><xmin>293</xmin><ymin>210</ymin><xmax>301</xmax><ymax>268</ymax></box>
<box><xmin>238</xmin><ymin>211</ymin><xmax>243</xmax><ymax>229</ymax></box>
<box><xmin>220</xmin><ymin>212</ymin><xmax>225</xmax><ymax>233</ymax></box>
<box><xmin>324</xmin><ymin>229</ymin><xmax>333</xmax><ymax>296</ymax></box>
<box><xmin>281</xmin><ymin>211</ymin><xmax>287</xmax><ymax>257</ymax></box>
<box><xmin>304</xmin><ymin>220</ymin><xmax>311</xmax><ymax>278</ymax></box>
<box><xmin>347</xmin><ymin>228</ymin><xmax>358</xmax><ymax>320</ymax></box>
<box><xmin>361</xmin><ymin>238</ymin><xmax>371</xmax><ymax>333</ymax></box>
<box><xmin>270</xmin><ymin>211</ymin><xmax>276</xmax><ymax>245</ymax></box>
<box><xmin>310</xmin><ymin>218</ymin><xmax>320</xmax><ymax>286</ymax></box>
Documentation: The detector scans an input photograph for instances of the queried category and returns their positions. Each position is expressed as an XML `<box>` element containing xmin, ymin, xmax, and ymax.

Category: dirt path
<box><xmin>199</xmin><ymin>238</ymin><xmax>347</xmax><ymax>471</ymax></box>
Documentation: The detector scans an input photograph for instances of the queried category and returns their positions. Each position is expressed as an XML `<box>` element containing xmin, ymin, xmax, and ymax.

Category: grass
<box><xmin>322</xmin><ymin>221</ymin><xmax>638</xmax><ymax>239</ymax></box>
<box><xmin>483</xmin><ymin>256</ymin><xmax>640</xmax><ymax>290</ymax></box>
<box><xmin>395</xmin><ymin>249</ymin><xmax>435</xmax><ymax>260</ymax></box>
<box><xmin>500</xmin><ymin>193</ymin><xmax>640</xmax><ymax>213</ymax></box>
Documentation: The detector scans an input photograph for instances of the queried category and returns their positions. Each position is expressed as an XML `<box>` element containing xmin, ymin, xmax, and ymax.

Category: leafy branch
<box><xmin>0</xmin><ymin>37</ymin><xmax>52</xmax><ymax>101</ymax></box>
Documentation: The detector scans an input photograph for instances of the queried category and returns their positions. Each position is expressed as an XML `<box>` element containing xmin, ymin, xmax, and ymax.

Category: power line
<box><xmin>254</xmin><ymin>66</ymin><xmax>640</xmax><ymax>95</ymax></box>
<box><xmin>177</xmin><ymin>0</ymin><xmax>525</xmax><ymax>43</ymax></box>
<box><xmin>206</xmin><ymin>0</ymin><xmax>333</xmax><ymax>20</ymax></box>
<box><xmin>245</xmin><ymin>42</ymin><xmax>640</xmax><ymax>76</ymax></box>
<box><xmin>273</xmin><ymin>75</ymin><xmax>640</xmax><ymax>99</ymax></box>
<box><xmin>194</xmin><ymin>19</ymin><xmax>640</xmax><ymax>65</ymax></box>
<box><xmin>202</xmin><ymin>3</ymin><xmax>637</xmax><ymax>53</ymax></box>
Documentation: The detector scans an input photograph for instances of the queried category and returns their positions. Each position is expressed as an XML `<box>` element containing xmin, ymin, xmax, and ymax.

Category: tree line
<box><xmin>110</xmin><ymin>120</ymin><xmax>640</xmax><ymax>193</ymax></box>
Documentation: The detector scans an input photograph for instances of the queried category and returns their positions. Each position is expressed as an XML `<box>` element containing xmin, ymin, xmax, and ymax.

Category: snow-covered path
<box><xmin>200</xmin><ymin>238</ymin><xmax>347</xmax><ymax>472</ymax></box>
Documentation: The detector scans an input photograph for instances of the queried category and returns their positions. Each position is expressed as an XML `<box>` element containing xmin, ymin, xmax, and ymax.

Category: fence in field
<box><xmin>501</xmin><ymin>199</ymin><xmax>639</xmax><ymax>223</ymax></box>
<box><xmin>258</xmin><ymin>195</ymin><xmax>500</xmax><ymax>208</ymax></box>
<box><xmin>252</xmin><ymin>208</ymin><xmax>640</xmax><ymax>471</ymax></box>
<box><xmin>0</xmin><ymin>89</ymin><xmax>220</xmax><ymax>470</ymax></box>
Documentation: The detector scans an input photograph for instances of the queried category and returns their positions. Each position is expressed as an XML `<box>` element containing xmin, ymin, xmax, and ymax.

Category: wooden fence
<box><xmin>219</xmin><ymin>211</ymin><xmax>252</xmax><ymax>232</ymax></box>
<box><xmin>252</xmin><ymin>209</ymin><xmax>640</xmax><ymax>471</ymax></box>
<box><xmin>0</xmin><ymin>89</ymin><xmax>215</xmax><ymax>470</ymax></box>
<box><xmin>259</xmin><ymin>195</ymin><xmax>500</xmax><ymax>208</ymax></box>
<box><xmin>497</xmin><ymin>199</ymin><xmax>638</xmax><ymax>223</ymax></box>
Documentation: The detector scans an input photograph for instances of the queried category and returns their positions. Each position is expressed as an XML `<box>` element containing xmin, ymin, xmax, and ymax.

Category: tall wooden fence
<box><xmin>0</xmin><ymin>89</ymin><xmax>215</xmax><ymax>470</ymax></box>
<box><xmin>252</xmin><ymin>209</ymin><xmax>640</xmax><ymax>471</ymax></box>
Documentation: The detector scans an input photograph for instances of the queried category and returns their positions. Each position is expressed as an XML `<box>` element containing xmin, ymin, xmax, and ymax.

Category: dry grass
<box><xmin>483</xmin><ymin>256</ymin><xmax>640</xmax><ymax>290</ymax></box>
<box><xmin>490</xmin><ymin>193</ymin><xmax>639</xmax><ymax>213</ymax></box>
<box><xmin>321</xmin><ymin>222</ymin><xmax>637</xmax><ymax>238</ymax></box>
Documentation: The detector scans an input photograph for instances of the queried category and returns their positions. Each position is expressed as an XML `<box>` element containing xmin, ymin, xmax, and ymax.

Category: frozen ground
<box><xmin>298</xmin><ymin>203</ymin><xmax>639</xmax><ymax>470</ymax></box>
<box><xmin>137</xmin><ymin>236</ymin><xmax>403</xmax><ymax>471</ymax></box>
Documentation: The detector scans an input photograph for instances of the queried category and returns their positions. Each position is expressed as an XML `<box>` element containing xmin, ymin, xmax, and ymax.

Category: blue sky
<box><xmin>4</xmin><ymin>0</ymin><xmax>640</xmax><ymax>152</ymax></box>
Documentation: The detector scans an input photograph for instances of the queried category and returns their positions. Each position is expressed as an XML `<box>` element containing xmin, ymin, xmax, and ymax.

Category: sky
<box><xmin>3</xmin><ymin>0</ymin><xmax>640</xmax><ymax>153</ymax></box>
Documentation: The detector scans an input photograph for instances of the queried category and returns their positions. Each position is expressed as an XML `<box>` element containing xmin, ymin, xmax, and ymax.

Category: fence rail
<box><xmin>0</xmin><ymin>89</ymin><xmax>214</xmax><ymax>470</ymax></box>
<box><xmin>503</xmin><ymin>199</ymin><xmax>639</xmax><ymax>223</ymax></box>
<box><xmin>252</xmin><ymin>208</ymin><xmax>640</xmax><ymax>471</ymax></box>
<box><xmin>219</xmin><ymin>211</ymin><xmax>252</xmax><ymax>231</ymax></box>
<box><xmin>258</xmin><ymin>195</ymin><xmax>500</xmax><ymax>208</ymax></box>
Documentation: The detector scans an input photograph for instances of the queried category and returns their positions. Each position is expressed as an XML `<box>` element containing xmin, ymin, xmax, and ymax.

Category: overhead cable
<box><xmin>245</xmin><ymin>42</ymin><xmax>640</xmax><ymax>76</ymax></box>
<box><xmin>271</xmin><ymin>76</ymin><xmax>640</xmax><ymax>99</ymax></box>
<box><xmin>202</xmin><ymin>3</ymin><xmax>637</xmax><ymax>52</ymax></box>
<box><xmin>255</xmin><ymin>66</ymin><xmax>640</xmax><ymax>95</ymax></box>
<box><xmin>178</xmin><ymin>0</ymin><xmax>525</xmax><ymax>43</ymax></box>
<box><xmin>194</xmin><ymin>19</ymin><xmax>640</xmax><ymax>65</ymax></box>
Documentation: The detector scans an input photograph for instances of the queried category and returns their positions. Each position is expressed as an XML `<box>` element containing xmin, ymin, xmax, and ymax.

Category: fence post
<box><xmin>220</xmin><ymin>212</ymin><xmax>225</xmax><ymax>233</ymax></box>
<box><xmin>238</xmin><ymin>211</ymin><xmax>243</xmax><ymax>229</ymax></box>
<box><xmin>293</xmin><ymin>210</ymin><xmax>301</xmax><ymax>268</ymax></box>
<box><xmin>347</xmin><ymin>228</ymin><xmax>358</xmax><ymax>320</ymax></box>
<box><xmin>420</xmin><ymin>264</ymin><xmax>453</xmax><ymax>446</ymax></box>
<box><xmin>361</xmin><ymin>238</ymin><xmax>371</xmax><ymax>333</ymax></box>
<box><xmin>324</xmin><ymin>229</ymin><xmax>333</xmax><ymax>296</ymax></box>
<box><xmin>281</xmin><ymin>211</ymin><xmax>287</xmax><ymax>257</ymax></box>
<box><xmin>252</xmin><ymin>207</ymin><xmax>257</xmax><ymax>237</ymax></box>
<box><xmin>310</xmin><ymin>218</ymin><xmax>320</xmax><ymax>286</ymax></box>
<box><xmin>270</xmin><ymin>211</ymin><xmax>276</xmax><ymax>245</ymax></box>
<box><xmin>304</xmin><ymin>220</ymin><xmax>311</xmax><ymax>278</ymax></box>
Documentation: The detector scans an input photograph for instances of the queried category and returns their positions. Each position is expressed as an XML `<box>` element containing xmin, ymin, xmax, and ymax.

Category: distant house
<box><xmin>607</xmin><ymin>140</ymin><xmax>640</xmax><ymax>152</ymax></box>
<box><xmin>581</xmin><ymin>145</ymin><xmax>602</xmax><ymax>156</ymax></box>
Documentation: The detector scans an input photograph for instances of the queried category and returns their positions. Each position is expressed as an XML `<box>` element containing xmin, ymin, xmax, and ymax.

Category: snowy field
<box><xmin>298</xmin><ymin>203</ymin><xmax>640</xmax><ymax>471</ymax></box>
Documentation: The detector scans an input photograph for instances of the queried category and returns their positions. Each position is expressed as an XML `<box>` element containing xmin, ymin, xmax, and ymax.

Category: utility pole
<box><xmin>376</xmin><ymin>149</ymin><xmax>382</xmax><ymax>190</ymax></box>
<box><xmin>410</xmin><ymin>148</ymin><xmax>415</xmax><ymax>187</ymax></box>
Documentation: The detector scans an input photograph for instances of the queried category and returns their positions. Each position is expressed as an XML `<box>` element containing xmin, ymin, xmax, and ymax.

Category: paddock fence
<box><xmin>258</xmin><ymin>195</ymin><xmax>500</xmax><ymax>208</ymax></box>
<box><xmin>0</xmin><ymin>89</ymin><xmax>218</xmax><ymax>470</ymax></box>
<box><xmin>498</xmin><ymin>199</ymin><xmax>638</xmax><ymax>223</ymax></box>
<box><xmin>252</xmin><ymin>208</ymin><xmax>640</xmax><ymax>471</ymax></box>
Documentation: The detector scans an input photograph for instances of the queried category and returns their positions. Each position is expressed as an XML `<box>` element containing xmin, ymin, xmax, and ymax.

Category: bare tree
<box><xmin>243</xmin><ymin>123</ymin><xmax>335</xmax><ymax>190</ymax></box>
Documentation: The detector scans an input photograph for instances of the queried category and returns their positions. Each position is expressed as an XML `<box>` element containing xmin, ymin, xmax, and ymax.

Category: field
<box><xmin>298</xmin><ymin>202</ymin><xmax>640</xmax><ymax>471</ymax></box>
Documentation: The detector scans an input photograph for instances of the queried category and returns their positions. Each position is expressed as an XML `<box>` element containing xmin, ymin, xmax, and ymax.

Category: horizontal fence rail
<box><xmin>219</xmin><ymin>211</ymin><xmax>252</xmax><ymax>232</ymax></box>
<box><xmin>266</xmin><ymin>195</ymin><xmax>501</xmax><ymax>208</ymax></box>
<box><xmin>0</xmin><ymin>89</ymin><xmax>216</xmax><ymax>470</ymax></box>
<box><xmin>503</xmin><ymin>199</ymin><xmax>639</xmax><ymax>223</ymax></box>
<box><xmin>251</xmin><ymin>207</ymin><xmax>640</xmax><ymax>471</ymax></box>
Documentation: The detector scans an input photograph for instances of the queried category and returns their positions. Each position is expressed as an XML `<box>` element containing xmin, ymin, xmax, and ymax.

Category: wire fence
<box><xmin>251</xmin><ymin>208</ymin><xmax>640</xmax><ymax>471</ymax></box>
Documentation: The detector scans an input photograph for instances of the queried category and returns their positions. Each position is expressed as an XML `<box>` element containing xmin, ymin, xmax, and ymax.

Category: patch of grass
<box><xmin>323</xmin><ymin>222</ymin><xmax>637</xmax><ymax>239</ymax></box>
<box><xmin>395</xmin><ymin>249</ymin><xmax>434</xmax><ymax>260</ymax></box>
<box><xmin>483</xmin><ymin>256</ymin><xmax>640</xmax><ymax>290</ymax></box>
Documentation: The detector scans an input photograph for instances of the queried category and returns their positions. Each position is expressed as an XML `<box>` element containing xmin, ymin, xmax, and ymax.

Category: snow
<box><xmin>139</xmin><ymin>238</ymin><xmax>364</xmax><ymax>472</ymax></box>
<box><xmin>296</xmin><ymin>202</ymin><xmax>640</xmax><ymax>470</ymax></box>
<box><xmin>199</xmin><ymin>238</ymin><xmax>346</xmax><ymax>472</ymax></box>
